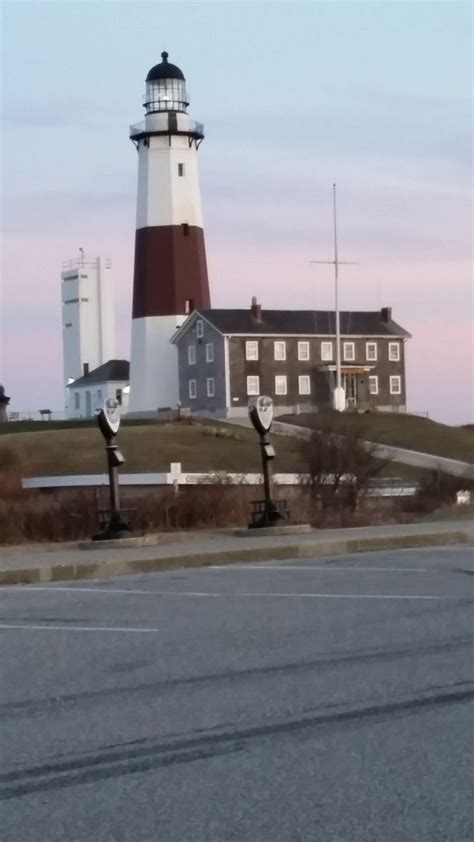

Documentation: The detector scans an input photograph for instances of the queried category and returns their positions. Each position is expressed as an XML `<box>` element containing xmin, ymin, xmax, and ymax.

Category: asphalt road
<box><xmin>1</xmin><ymin>546</ymin><xmax>473</xmax><ymax>842</ymax></box>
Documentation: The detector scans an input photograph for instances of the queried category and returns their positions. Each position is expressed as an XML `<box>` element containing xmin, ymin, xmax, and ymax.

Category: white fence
<box><xmin>6</xmin><ymin>410</ymin><xmax>66</xmax><ymax>422</ymax></box>
<box><xmin>22</xmin><ymin>472</ymin><xmax>419</xmax><ymax>498</ymax></box>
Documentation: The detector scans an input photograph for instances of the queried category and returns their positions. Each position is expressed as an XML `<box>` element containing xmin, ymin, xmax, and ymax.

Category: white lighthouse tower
<box><xmin>128</xmin><ymin>51</ymin><xmax>211</xmax><ymax>413</ymax></box>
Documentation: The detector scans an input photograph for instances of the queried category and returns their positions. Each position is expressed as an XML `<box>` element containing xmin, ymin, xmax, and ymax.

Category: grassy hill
<box><xmin>278</xmin><ymin>411</ymin><xmax>474</xmax><ymax>463</ymax></box>
<box><xmin>1</xmin><ymin>412</ymin><xmax>471</xmax><ymax>480</ymax></box>
<box><xmin>0</xmin><ymin>419</ymin><xmax>306</xmax><ymax>477</ymax></box>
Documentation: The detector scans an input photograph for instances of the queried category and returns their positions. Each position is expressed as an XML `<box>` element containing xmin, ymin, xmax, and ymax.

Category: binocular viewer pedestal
<box><xmin>248</xmin><ymin>396</ymin><xmax>289</xmax><ymax>530</ymax></box>
<box><xmin>93</xmin><ymin>400</ymin><xmax>132</xmax><ymax>541</ymax></box>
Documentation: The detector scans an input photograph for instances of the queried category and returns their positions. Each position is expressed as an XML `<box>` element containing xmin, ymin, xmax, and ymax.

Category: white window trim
<box><xmin>366</xmin><ymin>342</ymin><xmax>377</xmax><ymax>362</ymax></box>
<box><xmin>390</xmin><ymin>375</ymin><xmax>402</xmax><ymax>395</ymax></box>
<box><xmin>368</xmin><ymin>375</ymin><xmax>379</xmax><ymax>395</ymax></box>
<box><xmin>188</xmin><ymin>345</ymin><xmax>196</xmax><ymax>365</ymax></box>
<box><xmin>245</xmin><ymin>340</ymin><xmax>259</xmax><ymax>361</ymax></box>
<box><xmin>206</xmin><ymin>377</ymin><xmax>215</xmax><ymax>397</ymax></box>
<box><xmin>298</xmin><ymin>375</ymin><xmax>311</xmax><ymax>395</ymax></box>
<box><xmin>389</xmin><ymin>342</ymin><xmax>400</xmax><ymax>362</ymax></box>
<box><xmin>321</xmin><ymin>341</ymin><xmax>333</xmax><ymax>361</ymax></box>
<box><xmin>298</xmin><ymin>341</ymin><xmax>310</xmax><ymax>361</ymax></box>
<box><xmin>188</xmin><ymin>379</ymin><xmax>197</xmax><ymax>399</ymax></box>
<box><xmin>246</xmin><ymin>375</ymin><xmax>260</xmax><ymax>396</ymax></box>
<box><xmin>343</xmin><ymin>342</ymin><xmax>355</xmax><ymax>361</ymax></box>
<box><xmin>275</xmin><ymin>375</ymin><xmax>288</xmax><ymax>396</ymax></box>
<box><xmin>205</xmin><ymin>342</ymin><xmax>214</xmax><ymax>363</ymax></box>
<box><xmin>274</xmin><ymin>341</ymin><xmax>286</xmax><ymax>361</ymax></box>
<box><xmin>196</xmin><ymin>319</ymin><xmax>204</xmax><ymax>338</ymax></box>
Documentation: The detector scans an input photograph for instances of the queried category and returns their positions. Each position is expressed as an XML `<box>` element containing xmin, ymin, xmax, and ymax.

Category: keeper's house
<box><xmin>172</xmin><ymin>299</ymin><xmax>410</xmax><ymax>417</ymax></box>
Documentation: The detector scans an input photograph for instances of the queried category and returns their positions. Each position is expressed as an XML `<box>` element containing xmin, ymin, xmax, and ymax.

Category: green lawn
<box><xmin>0</xmin><ymin>420</ymin><xmax>306</xmax><ymax>477</ymax></box>
<box><xmin>1</xmin><ymin>413</ymin><xmax>470</xmax><ymax>480</ymax></box>
<box><xmin>278</xmin><ymin>411</ymin><xmax>474</xmax><ymax>463</ymax></box>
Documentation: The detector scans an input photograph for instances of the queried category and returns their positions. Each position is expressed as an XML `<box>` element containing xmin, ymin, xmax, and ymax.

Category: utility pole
<box><xmin>310</xmin><ymin>184</ymin><xmax>359</xmax><ymax>412</ymax></box>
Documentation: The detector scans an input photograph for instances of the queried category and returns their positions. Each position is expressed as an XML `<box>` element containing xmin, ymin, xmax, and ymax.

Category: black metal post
<box><xmin>249</xmin><ymin>431</ymin><xmax>287</xmax><ymax>529</ymax></box>
<box><xmin>260</xmin><ymin>432</ymin><xmax>273</xmax><ymax>502</ymax></box>
<box><xmin>93</xmin><ymin>438</ymin><xmax>131</xmax><ymax>540</ymax></box>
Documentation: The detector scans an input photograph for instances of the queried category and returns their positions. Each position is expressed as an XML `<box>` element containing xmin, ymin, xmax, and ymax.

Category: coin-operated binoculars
<box><xmin>248</xmin><ymin>395</ymin><xmax>287</xmax><ymax>528</ymax></box>
<box><xmin>93</xmin><ymin>398</ymin><xmax>131</xmax><ymax>540</ymax></box>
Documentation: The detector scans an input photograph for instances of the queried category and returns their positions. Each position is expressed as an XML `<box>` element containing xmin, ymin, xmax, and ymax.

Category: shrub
<box><xmin>298</xmin><ymin>419</ymin><xmax>393</xmax><ymax>518</ymax></box>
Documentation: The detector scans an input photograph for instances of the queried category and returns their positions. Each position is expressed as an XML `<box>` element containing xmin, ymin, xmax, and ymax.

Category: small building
<box><xmin>67</xmin><ymin>360</ymin><xmax>130</xmax><ymax>419</ymax></box>
<box><xmin>172</xmin><ymin>300</ymin><xmax>411</xmax><ymax>417</ymax></box>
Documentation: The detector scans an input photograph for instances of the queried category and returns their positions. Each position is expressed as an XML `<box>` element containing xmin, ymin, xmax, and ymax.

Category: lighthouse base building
<box><xmin>128</xmin><ymin>52</ymin><xmax>210</xmax><ymax>414</ymax></box>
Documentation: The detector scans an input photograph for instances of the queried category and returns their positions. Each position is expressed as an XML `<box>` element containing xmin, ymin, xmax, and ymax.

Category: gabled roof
<box><xmin>68</xmin><ymin>359</ymin><xmax>130</xmax><ymax>388</ymax></box>
<box><xmin>173</xmin><ymin>309</ymin><xmax>410</xmax><ymax>340</ymax></box>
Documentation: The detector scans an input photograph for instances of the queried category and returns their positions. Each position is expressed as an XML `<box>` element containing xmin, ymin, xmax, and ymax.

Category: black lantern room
<box><xmin>143</xmin><ymin>52</ymin><xmax>189</xmax><ymax>114</ymax></box>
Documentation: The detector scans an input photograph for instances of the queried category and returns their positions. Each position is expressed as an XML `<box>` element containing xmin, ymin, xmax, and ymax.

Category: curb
<box><xmin>0</xmin><ymin>528</ymin><xmax>471</xmax><ymax>586</ymax></box>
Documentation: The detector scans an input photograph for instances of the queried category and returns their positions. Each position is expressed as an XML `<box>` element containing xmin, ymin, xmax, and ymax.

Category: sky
<box><xmin>1</xmin><ymin>0</ymin><xmax>472</xmax><ymax>423</ymax></box>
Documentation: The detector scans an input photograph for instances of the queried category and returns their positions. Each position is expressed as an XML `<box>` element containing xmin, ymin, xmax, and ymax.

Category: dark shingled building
<box><xmin>172</xmin><ymin>300</ymin><xmax>411</xmax><ymax>417</ymax></box>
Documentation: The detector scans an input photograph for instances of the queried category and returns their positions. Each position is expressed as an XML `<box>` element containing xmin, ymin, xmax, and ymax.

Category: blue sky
<box><xmin>1</xmin><ymin>1</ymin><xmax>472</xmax><ymax>421</ymax></box>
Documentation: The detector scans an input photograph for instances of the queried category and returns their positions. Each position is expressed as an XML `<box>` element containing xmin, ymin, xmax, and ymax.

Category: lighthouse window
<box><xmin>182</xmin><ymin>223</ymin><xmax>190</xmax><ymax>237</ymax></box>
<box><xmin>178</xmin><ymin>163</ymin><xmax>185</xmax><ymax>177</ymax></box>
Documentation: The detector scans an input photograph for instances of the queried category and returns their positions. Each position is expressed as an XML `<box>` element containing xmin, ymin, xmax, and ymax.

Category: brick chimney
<box><xmin>380</xmin><ymin>306</ymin><xmax>392</xmax><ymax>323</ymax></box>
<box><xmin>251</xmin><ymin>296</ymin><xmax>262</xmax><ymax>322</ymax></box>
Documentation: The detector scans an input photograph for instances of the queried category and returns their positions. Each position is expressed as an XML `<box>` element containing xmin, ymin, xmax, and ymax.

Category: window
<box><xmin>274</xmin><ymin>341</ymin><xmax>286</xmax><ymax>361</ymax></box>
<box><xmin>389</xmin><ymin>342</ymin><xmax>400</xmax><ymax>362</ymax></box>
<box><xmin>206</xmin><ymin>377</ymin><xmax>215</xmax><ymax>397</ymax></box>
<box><xmin>298</xmin><ymin>341</ymin><xmax>310</xmax><ymax>361</ymax></box>
<box><xmin>366</xmin><ymin>342</ymin><xmax>377</xmax><ymax>362</ymax></box>
<box><xmin>188</xmin><ymin>345</ymin><xmax>196</xmax><ymax>365</ymax></box>
<box><xmin>247</xmin><ymin>375</ymin><xmax>260</xmax><ymax>395</ymax></box>
<box><xmin>321</xmin><ymin>341</ymin><xmax>333</xmax><ymax>361</ymax></box>
<box><xmin>178</xmin><ymin>163</ymin><xmax>185</xmax><ymax>177</ymax></box>
<box><xmin>189</xmin><ymin>379</ymin><xmax>197</xmax><ymax>399</ymax></box>
<box><xmin>196</xmin><ymin>319</ymin><xmax>203</xmax><ymax>338</ymax></box>
<box><xmin>245</xmin><ymin>340</ymin><xmax>259</xmax><ymax>361</ymax></box>
<box><xmin>185</xmin><ymin>298</ymin><xmax>194</xmax><ymax>314</ymax></box>
<box><xmin>343</xmin><ymin>342</ymin><xmax>355</xmax><ymax>361</ymax></box>
<box><xmin>182</xmin><ymin>223</ymin><xmax>189</xmax><ymax>236</ymax></box>
<box><xmin>206</xmin><ymin>343</ymin><xmax>214</xmax><ymax>363</ymax></box>
<box><xmin>74</xmin><ymin>392</ymin><xmax>80</xmax><ymax>410</ymax></box>
<box><xmin>275</xmin><ymin>375</ymin><xmax>287</xmax><ymax>396</ymax></box>
<box><xmin>298</xmin><ymin>375</ymin><xmax>311</xmax><ymax>395</ymax></box>
<box><xmin>97</xmin><ymin>389</ymin><xmax>102</xmax><ymax>404</ymax></box>
<box><xmin>115</xmin><ymin>388</ymin><xmax>122</xmax><ymax>406</ymax></box>
<box><xmin>368</xmin><ymin>376</ymin><xmax>379</xmax><ymax>395</ymax></box>
<box><xmin>390</xmin><ymin>375</ymin><xmax>402</xmax><ymax>395</ymax></box>
<box><xmin>65</xmin><ymin>323</ymin><xmax>72</xmax><ymax>328</ymax></box>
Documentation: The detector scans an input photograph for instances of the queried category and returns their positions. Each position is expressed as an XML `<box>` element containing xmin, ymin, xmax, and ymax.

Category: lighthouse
<box><xmin>128</xmin><ymin>52</ymin><xmax>211</xmax><ymax>413</ymax></box>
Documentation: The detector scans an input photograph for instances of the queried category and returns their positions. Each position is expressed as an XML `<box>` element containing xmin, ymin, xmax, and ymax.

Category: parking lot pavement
<box><xmin>1</xmin><ymin>546</ymin><xmax>473</xmax><ymax>842</ymax></box>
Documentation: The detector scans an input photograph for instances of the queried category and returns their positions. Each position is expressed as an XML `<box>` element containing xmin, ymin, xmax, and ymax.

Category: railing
<box><xmin>6</xmin><ymin>410</ymin><xmax>66</xmax><ymax>422</ymax></box>
<box><xmin>129</xmin><ymin>120</ymin><xmax>204</xmax><ymax>139</ymax></box>
<box><xmin>62</xmin><ymin>258</ymin><xmax>111</xmax><ymax>271</ymax></box>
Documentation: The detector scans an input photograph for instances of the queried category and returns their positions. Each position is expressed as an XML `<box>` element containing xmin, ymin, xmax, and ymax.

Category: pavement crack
<box><xmin>1</xmin><ymin>681</ymin><xmax>473</xmax><ymax>799</ymax></box>
<box><xmin>1</xmin><ymin>635</ymin><xmax>472</xmax><ymax>720</ymax></box>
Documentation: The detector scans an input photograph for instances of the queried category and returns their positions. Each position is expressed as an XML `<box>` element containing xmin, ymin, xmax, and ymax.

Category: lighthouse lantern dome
<box><xmin>144</xmin><ymin>52</ymin><xmax>189</xmax><ymax>114</ymax></box>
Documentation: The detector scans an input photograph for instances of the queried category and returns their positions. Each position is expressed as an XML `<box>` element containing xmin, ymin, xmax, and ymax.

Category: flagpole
<box><xmin>309</xmin><ymin>185</ymin><xmax>359</xmax><ymax>412</ymax></box>
<box><xmin>333</xmin><ymin>183</ymin><xmax>342</xmax><ymax>398</ymax></box>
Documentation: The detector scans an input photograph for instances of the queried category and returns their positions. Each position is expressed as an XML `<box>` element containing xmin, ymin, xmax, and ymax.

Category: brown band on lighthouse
<box><xmin>132</xmin><ymin>225</ymin><xmax>211</xmax><ymax>319</ymax></box>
